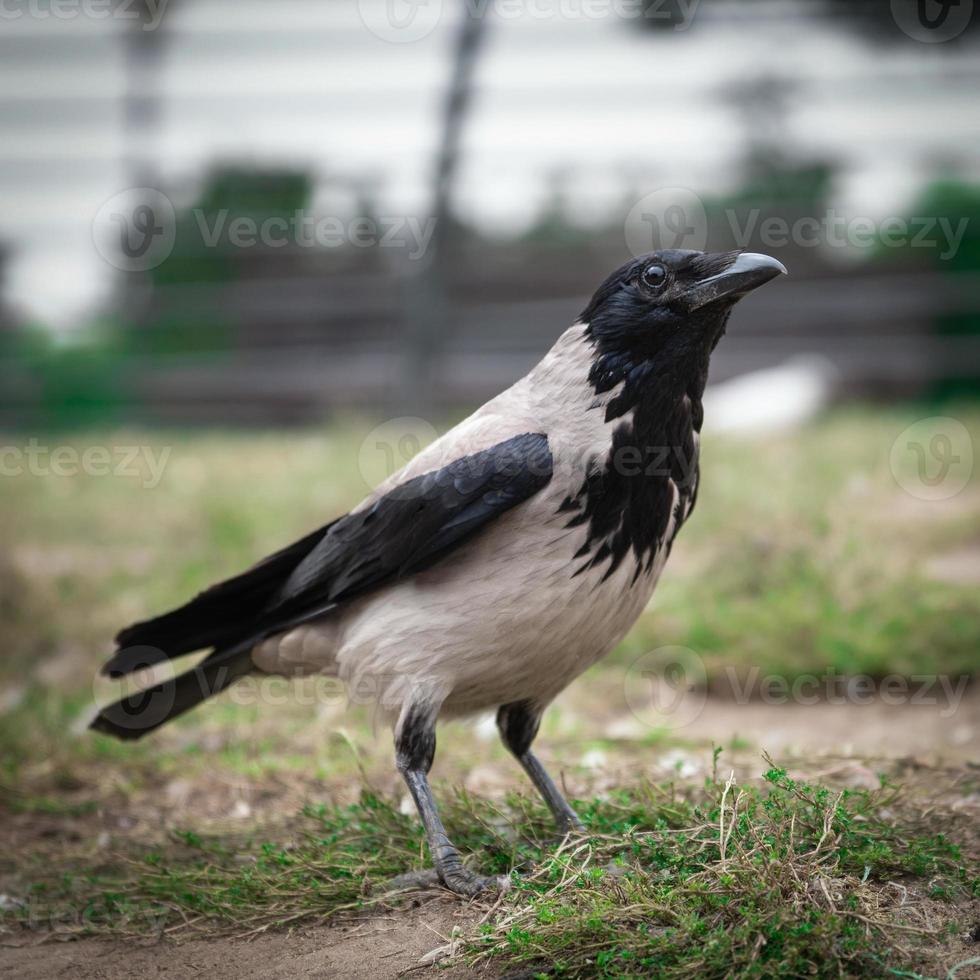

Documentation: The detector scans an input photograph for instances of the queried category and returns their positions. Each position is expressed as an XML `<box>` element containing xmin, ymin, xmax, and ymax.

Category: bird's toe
<box><xmin>380</xmin><ymin>868</ymin><xmax>442</xmax><ymax>892</ymax></box>
<box><xmin>439</xmin><ymin>868</ymin><xmax>510</xmax><ymax>898</ymax></box>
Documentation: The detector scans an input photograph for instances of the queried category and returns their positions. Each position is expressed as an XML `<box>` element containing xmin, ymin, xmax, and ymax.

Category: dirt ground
<box><xmin>2</xmin><ymin>692</ymin><xmax>978</xmax><ymax>979</ymax></box>
<box><xmin>1</xmin><ymin>903</ymin><xmax>492</xmax><ymax>979</ymax></box>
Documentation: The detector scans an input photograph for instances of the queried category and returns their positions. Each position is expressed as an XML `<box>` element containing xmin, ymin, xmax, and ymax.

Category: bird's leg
<box><xmin>497</xmin><ymin>700</ymin><xmax>584</xmax><ymax>836</ymax></box>
<box><xmin>395</xmin><ymin>700</ymin><xmax>499</xmax><ymax>897</ymax></box>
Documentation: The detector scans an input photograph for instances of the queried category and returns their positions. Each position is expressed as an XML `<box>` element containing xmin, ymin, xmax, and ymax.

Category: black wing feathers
<box><xmin>103</xmin><ymin>433</ymin><xmax>552</xmax><ymax>678</ymax></box>
<box><xmin>263</xmin><ymin>432</ymin><xmax>552</xmax><ymax>622</ymax></box>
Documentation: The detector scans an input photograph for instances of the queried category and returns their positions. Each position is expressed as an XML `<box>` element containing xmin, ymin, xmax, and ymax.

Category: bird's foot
<box><xmin>438</xmin><ymin>865</ymin><xmax>509</xmax><ymax>897</ymax></box>
<box><xmin>382</xmin><ymin>865</ymin><xmax>509</xmax><ymax>898</ymax></box>
<box><xmin>541</xmin><ymin>811</ymin><xmax>585</xmax><ymax>846</ymax></box>
<box><xmin>382</xmin><ymin>868</ymin><xmax>441</xmax><ymax>892</ymax></box>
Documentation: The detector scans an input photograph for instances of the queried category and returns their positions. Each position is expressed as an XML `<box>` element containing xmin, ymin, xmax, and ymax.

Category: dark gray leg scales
<box><xmin>395</xmin><ymin>700</ymin><xmax>505</xmax><ymax>898</ymax></box>
<box><xmin>400</xmin><ymin>768</ymin><xmax>502</xmax><ymax>896</ymax></box>
<box><xmin>497</xmin><ymin>700</ymin><xmax>584</xmax><ymax>835</ymax></box>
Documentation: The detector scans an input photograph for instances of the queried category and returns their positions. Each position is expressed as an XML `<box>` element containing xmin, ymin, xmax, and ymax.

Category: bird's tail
<box><xmin>91</xmin><ymin>520</ymin><xmax>337</xmax><ymax>740</ymax></box>
<box><xmin>89</xmin><ymin>643</ymin><xmax>255</xmax><ymax>741</ymax></box>
<box><xmin>101</xmin><ymin>522</ymin><xmax>333</xmax><ymax>679</ymax></box>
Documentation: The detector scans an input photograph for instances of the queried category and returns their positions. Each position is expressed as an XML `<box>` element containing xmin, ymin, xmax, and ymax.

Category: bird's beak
<box><xmin>683</xmin><ymin>252</ymin><xmax>787</xmax><ymax>312</ymax></box>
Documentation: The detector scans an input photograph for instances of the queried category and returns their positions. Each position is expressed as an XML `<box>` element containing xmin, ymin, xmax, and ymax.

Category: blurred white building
<box><xmin>1</xmin><ymin>0</ymin><xmax>978</xmax><ymax>329</ymax></box>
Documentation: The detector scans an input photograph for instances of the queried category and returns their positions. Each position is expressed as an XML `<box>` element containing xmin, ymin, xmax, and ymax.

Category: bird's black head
<box><xmin>581</xmin><ymin>250</ymin><xmax>787</xmax><ymax>416</ymax></box>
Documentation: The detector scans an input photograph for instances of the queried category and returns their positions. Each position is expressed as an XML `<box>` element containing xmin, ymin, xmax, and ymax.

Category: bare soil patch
<box><xmin>1</xmin><ymin>903</ymin><xmax>488</xmax><ymax>979</ymax></box>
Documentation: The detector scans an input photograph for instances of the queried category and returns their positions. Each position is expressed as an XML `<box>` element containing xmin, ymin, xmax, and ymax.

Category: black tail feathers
<box><xmin>93</xmin><ymin>522</ymin><xmax>337</xmax><ymax>740</ymax></box>
<box><xmin>102</xmin><ymin>522</ymin><xmax>333</xmax><ymax>679</ymax></box>
<box><xmin>90</xmin><ymin>645</ymin><xmax>255</xmax><ymax>741</ymax></box>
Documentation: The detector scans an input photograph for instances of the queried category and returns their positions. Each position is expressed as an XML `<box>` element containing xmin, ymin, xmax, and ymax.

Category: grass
<box><xmin>3</xmin><ymin>406</ymin><xmax>978</xmax><ymax>700</ymax></box>
<box><xmin>473</xmin><ymin>756</ymin><xmax>977</xmax><ymax>978</ymax></box>
<box><xmin>0</xmin><ymin>406</ymin><xmax>974</xmax><ymax>799</ymax></box>
<box><xmin>1</xmin><ymin>405</ymin><xmax>978</xmax><ymax>975</ymax></box>
<box><xmin>4</xmin><ymin>752</ymin><xmax>976</xmax><ymax>978</ymax></box>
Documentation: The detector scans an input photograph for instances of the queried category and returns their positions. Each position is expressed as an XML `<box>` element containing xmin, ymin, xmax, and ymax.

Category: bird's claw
<box><xmin>439</xmin><ymin>868</ymin><xmax>510</xmax><ymax>897</ymax></box>
<box><xmin>382</xmin><ymin>866</ymin><xmax>509</xmax><ymax>898</ymax></box>
<box><xmin>381</xmin><ymin>868</ymin><xmax>442</xmax><ymax>892</ymax></box>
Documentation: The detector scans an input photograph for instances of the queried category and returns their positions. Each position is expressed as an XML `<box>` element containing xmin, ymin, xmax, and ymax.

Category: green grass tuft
<box><xmin>4</xmin><ymin>757</ymin><xmax>975</xmax><ymax>978</ymax></box>
<box><xmin>469</xmin><ymin>757</ymin><xmax>976</xmax><ymax>978</ymax></box>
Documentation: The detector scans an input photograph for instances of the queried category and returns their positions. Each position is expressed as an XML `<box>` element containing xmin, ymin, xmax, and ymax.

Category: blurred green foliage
<box><xmin>917</xmin><ymin>179</ymin><xmax>980</xmax><ymax>398</ymax></box>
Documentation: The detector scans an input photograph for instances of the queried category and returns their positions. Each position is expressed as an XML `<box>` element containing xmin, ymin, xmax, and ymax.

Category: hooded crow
<box><xmin>91</xmin><ymin>249</ymin><xmax>787</xmax><ymax>895</ymax></box>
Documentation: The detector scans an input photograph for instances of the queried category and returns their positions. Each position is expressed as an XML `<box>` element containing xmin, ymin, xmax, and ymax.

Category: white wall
<box><xmin>1</xmin><ymin>0</ymin><xmax>978</xmax><ymax>327</ymax></box>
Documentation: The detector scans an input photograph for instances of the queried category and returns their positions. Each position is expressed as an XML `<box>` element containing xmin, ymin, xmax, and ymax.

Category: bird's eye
<box><xmin>640</xmin><ymin>263</ymin><xmax>668</xmax><ymax>291</ymax></box>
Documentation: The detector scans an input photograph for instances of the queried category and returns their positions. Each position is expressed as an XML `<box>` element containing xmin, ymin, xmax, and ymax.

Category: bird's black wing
<box><xmin>103</xmin><ymin>432</ymin><xmax>553</xmax><ymax>678</ymax></box>
<box><xmin>262</xmin><ymin>431</ymin><xmax>553</xmax><ymax>624</ymax></box>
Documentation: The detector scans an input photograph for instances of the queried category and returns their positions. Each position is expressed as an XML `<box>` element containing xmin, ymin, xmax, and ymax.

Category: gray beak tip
<box><xmin>730</xmin><ymin>252</ymin><xmax>788</xmax><ymax>279</ymax></box>
<box><xmin>684</xmin><ymin>251</ymin><xmax>788</xmax><ymax>312</ymax></box>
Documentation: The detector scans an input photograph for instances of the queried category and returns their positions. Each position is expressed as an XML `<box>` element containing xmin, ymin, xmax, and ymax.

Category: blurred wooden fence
<box><xmin>4</xmin><ymin>248</ymin><xmax>978</xmax><ymax>426</ymax></box>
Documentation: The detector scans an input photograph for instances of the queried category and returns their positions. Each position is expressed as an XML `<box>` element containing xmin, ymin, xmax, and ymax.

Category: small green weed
<box><xmin>4</xmin><ymin>758</ymin><xmax>975</xmax><ymax>979</ymax></box>
<box><xmin>469</xmin><ymin>756</ymin><xmax>976</xmax><ymax>978</ymax></box>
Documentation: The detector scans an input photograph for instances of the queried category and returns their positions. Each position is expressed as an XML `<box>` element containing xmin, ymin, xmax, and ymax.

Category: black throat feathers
<box><xmin>558</xmin><ymin>330</ymin><xmax>708</xmax><ymax>583</ymax></box>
